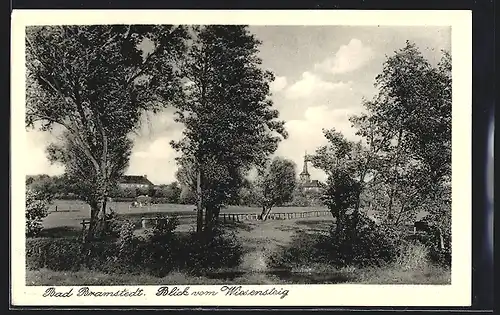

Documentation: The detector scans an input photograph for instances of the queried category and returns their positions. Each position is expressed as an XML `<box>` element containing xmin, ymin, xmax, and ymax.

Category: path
<box><xmin>236</xmin><ymin>220</ymin><xmax>303</xmax><ymax>273</ymax></box>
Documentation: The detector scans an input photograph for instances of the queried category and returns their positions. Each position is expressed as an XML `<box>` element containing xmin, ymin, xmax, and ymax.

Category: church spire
<box><xmin>299</xmin><ymin>151</ymin><xmax>311</xmax><ymax>182</ymax></box>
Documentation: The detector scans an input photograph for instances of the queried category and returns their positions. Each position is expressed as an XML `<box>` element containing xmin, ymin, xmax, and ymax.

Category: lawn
<box><xmin>43</xmin><ymin>199</ymin><xmax>329</xmax><ymax>230</ymax></box>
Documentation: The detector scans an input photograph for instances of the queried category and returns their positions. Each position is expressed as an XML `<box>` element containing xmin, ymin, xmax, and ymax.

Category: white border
<box><xmin>11</xmin><ymin>10</ymin><xmax>472</xmax><ymax>307</ymax></box>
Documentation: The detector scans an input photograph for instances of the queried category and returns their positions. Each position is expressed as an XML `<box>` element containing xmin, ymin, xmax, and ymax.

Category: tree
<box><xmin>349</xmin><ymin>41</ymin><xmax>451</xmax><ymax>227</ymax></box>
<box><xmin>26</xmin><ymin>25</ymin><xmax>189</xmax><ymax>239</ymax></box>
<box><xmin>157</xmin><ymin>182</ymin><xmax>182</xmax><ymax>203</ymax></box>
<box><xmin>171</xmin><ymin>25</ymin><xmax>287</xmax><ymax>232</ymax></box>
<box><xmin>256</xmin><ymin>157</ymin><xmax>297</xmax><ymax>220</ymax></box>
<box><xmin>26</xmin><ymin>188</ymin><xmax>51</xmax><ymax>237</ymax></box>
<box><xmin>290</xmin><ymin>185</ymin><xmax>311</xmax><ymax>207</ymax></box>
<box><xmin>237</xmin><ymin>178</ymin><xmax>260</xmax><ymax>206</ymax></box>
<box><xmin>310</xmin><ymin>129</ymin><xmax>362</xmax><ymax>232</ymax></box>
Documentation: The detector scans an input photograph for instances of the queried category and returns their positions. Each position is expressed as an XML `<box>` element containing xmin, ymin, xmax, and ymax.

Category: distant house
<box><xmin>118</xmin><ymin>175</ymin><xmax>155</xmax><ymax>190</ymax></box>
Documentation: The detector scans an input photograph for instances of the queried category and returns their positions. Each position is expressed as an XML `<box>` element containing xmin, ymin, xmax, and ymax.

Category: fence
<box><xmin>137</xmin><ymin>210</ymin><xmax>332</xmax><ymax>228</ymax></box>
<box><xmin>80</xmin><ymin>210</ymin><xmax>332</xmax><ymax>230</ymax></box>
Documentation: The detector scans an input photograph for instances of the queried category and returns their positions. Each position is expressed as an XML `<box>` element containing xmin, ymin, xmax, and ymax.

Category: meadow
<box><xmin>43</xmin><ymin>199</ymin><xmax>324</xmax><ymax>230</ymax></box>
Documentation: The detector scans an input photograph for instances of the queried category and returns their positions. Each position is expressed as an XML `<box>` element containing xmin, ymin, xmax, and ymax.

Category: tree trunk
<box><xmin>101</xmin><ymin>198</ymin><xmax>107</xmax><ymax>217</ymax></box>
<box><xmin>100</xmin><ymin>197</ymin><xmax>108</xmax><ymax>232</ymax></box>
<box><xmin>204</xmin><ymin>204</ymin><xmax>220</xmax><ymax>231</ymax></box>
<box><xmin>86</xmin><ymin>201</ymin><xmax>100</xmax><ymax>241</ymax></box>
<box><xmin>437</xmin><ymin>226</ymin><xmax>445</xmax><ymax>250</ymax></box>
<box><xmin>212</xmin><ymin>206</ymin><xmax>221</xmax><ymax>224</ymax></box>
<box><xmin>260</xmin><ymin>206</ymin><xmax>272</xmax><ymax>221</ymax></box>
<box><xmin>205</xmin><ymin>204</ymin><xmax>212</xmax><ymax>228</ymax></box>
<box><xmin>335</xmin><ymin>210</ymin><xmax>344</xmax><ymax>234</ymax></box>
<box><xmin>387</xmin><ymin>129</ymin><xmax>404</xmax><ymax>223</ymax></box>
<box><xmin>196</xmin><ymin>167</ymin><xmax>203</xmax><ymax>233</ymax></box>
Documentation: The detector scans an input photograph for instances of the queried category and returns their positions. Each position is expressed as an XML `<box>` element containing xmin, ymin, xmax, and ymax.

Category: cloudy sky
<box><xmin>25</xmin><ymin>25</ymin><xmax>451</xmax><ymax>184</ymax></box>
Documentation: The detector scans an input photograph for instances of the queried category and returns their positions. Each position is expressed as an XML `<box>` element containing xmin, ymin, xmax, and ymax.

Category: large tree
<box><xmin>351</xmin><ymin>41</ymin><xmax>452</xmax><ymax>227</ymax></box>
<box><xmin>256</xmin><ymin>157</ymin><xmax>297</xmax><ymax>220</ymax></box>
<box><xmin>26</xmin><ymin>25</ymin><xmax>189</xmax><ymax>239</ymax></box>
<box><xmin>310</xmin><ymin>129</ymin><xmax>363</xmax><ymax>232</ymax></box>
<box><xmin>171</xmin><ymin>25</ymin><xmax>287</xmax><ymax>232</ymax></box>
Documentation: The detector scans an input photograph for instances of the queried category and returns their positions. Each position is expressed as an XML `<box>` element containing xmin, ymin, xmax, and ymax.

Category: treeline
<box><xmin>26</xmin><ymin>175</ymin><xmax>183</xmax><ymax>203</ymax></box>
<box><xmin>26</xmin><ymin>173</ymin><xmax>322</xmax><ymax>207</ymax></box>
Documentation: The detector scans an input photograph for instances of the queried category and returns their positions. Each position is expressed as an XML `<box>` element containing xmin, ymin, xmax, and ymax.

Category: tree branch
<box><xmin>126</xmin><ymin>49</ymin><xmax>159</xmax><ymax>85</ymax></box>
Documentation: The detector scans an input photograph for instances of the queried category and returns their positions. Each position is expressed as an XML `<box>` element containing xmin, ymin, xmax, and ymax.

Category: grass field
<box><xmin>43</xmin><ymin>199</ymin><xmax>328</xmax><ymax>231</ymax></box>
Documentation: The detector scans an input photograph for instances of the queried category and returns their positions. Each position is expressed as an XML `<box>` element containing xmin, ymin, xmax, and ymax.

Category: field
<box><xmin>43</xmin><ymin>199</ymin><xmax>324</xmax><ymax>230</ymax></box>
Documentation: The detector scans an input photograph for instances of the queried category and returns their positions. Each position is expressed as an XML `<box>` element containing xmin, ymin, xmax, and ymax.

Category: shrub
<box><xmin>323</xmin><ymin>214</ymin><xmax>401</xmax><ymax>267</ymax></box>
<box><xmin>179</xmin><ymin>226</ymin><xmax>244</xmax><ymax>273</ymax></box>
<box><xmin>140</xmin><ymin>215</ymin><xmax>181</xmax><ymax>277</ymax></box>
<box><xmin>93</xmin><ymin>210</ymin><xmax>122</xmax><ymax>240</ymax></box>
<box><xmin>268</xmin><ymin>232</ymin><xmax>329</xmax><ymax>270</ymax></box>
<box><xmin>26</xmin><ymin>189</ymin><xmax>51</xmax><ymax>237</ymax></box>
<box><xmin>395</xmin><ymin>241</ymin><xmax>429</xmax><ymax>271</ymax></box>
<box><xmin>269</xmin><ymin>213</ymin><xmax>401</xmax><ymax>270</ymax></box>
<box><xmin>26</xmin><ymin>217</ymin><xmax>244</xmax><ymax>277</ymax></box>
<box><xmin>83</xmin><ymin>240</ymin><xmax>123</xmax><ymax>273</ymax></box>
<box><xmin>409</xmin><ymin>227</ymin><xmax>451</xmax><ymax>267</ymax></box>
<box><xmin>117</xmin><ymin>220</ymin><xmax>135</xmax><ymax>258</ymax></box>
<box><xmin>26</xmin><ymin>238</ymin><xmax>83</xmax><ymax>271</ymax></box>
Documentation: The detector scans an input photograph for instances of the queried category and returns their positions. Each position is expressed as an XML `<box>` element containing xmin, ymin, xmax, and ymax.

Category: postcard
<box><xmin>11</xmin><ymin>9</ymin><xmax>472</xmax><ymax>307</ymax></box>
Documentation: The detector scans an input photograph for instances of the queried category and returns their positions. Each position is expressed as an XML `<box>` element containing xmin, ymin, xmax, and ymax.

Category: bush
<box><xmin>268</xmin><ymin>232</ymin><xmax>329</xmax><ymax>270</ymax></box>
<box><xmin>83</xmin><ymin>240</ymin><xmax>123</xmax><ymax>273</ymax></box>
<box><xmin>117</xmin><ymin>220</ymin><xmax>135</xmax><ymax>258</ymax></box>
<box><xmin>26</xmin><ymin>217</ymin><xmax>244</xmax><ymax>277</ymax></box>
<box><xmin>26</xmin><ymin>238</ymin><xmax>83</xmax><ymax>271</ymax></box>
<box><xmin>323</xmin><ymin>214</ymin><xmax>401</xmax><ymax>267</ymax></box>
<box><xmin>93</xmin><ymin>210</ymin><xmax>122</xmax><ymax>240</ymax></box>
<box><xmin>269</xmin><ymin>213</ymin><xmax>401</xmax><ymax>270</ymax></box>
<box><xmin>409</xmin><ymin>227</ymin><xmax>451</xmax><ymax>267</ymax></box>
<box><xmin>26</xmin><ymin>189</ymin><xmax>51</xmax><ymax>237</ymax></box>
<box><xmin>179</xmin><ymin>226</ymin><xmax>243</xmax><ymax>273</ymax></box>
<box><xmin>139</xmin><ymin>219</ymin><xmax>243</xmax><ymax>276</ymax></box>
<box><xmin>395</xmin><ymin>241</ymin><xmax>429</xmax><ymax>271</ymax></box>
<box><xmin>140</xmin><ymin>215</ymin><xmax>182</xmax><ymax>277</ymax></box>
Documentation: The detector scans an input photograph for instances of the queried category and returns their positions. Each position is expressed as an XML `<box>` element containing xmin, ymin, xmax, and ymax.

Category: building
<box><xmin>299</xmin><ymin>152</ymin><xmax>322</xmax><ymax>194</ymax></box>
<box><xmin>118</xmin><ymin>175</ymin><xmax>155</xmax><ymax>190</ymax></box>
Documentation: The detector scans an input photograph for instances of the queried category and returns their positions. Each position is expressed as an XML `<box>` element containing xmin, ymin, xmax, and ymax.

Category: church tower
<box><xmin>299</xmin><ymin>151</ymin><xmax>311</xmax><ymax>183</ymax></box>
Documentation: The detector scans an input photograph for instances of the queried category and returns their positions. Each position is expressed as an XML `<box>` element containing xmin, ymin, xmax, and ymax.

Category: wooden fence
<box><xmin>80</xmin><ymin>210</ymin><xmax>332</xmax><ymax>230</ymax></box>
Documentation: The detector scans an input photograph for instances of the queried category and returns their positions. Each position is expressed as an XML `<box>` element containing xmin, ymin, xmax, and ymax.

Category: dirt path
<box><xmin>236</xmin><ymin>220</ymin><xmax>300</xmax><ymax>272</ymax></box>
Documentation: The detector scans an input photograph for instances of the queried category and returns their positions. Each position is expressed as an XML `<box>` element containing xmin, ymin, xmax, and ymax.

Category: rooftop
<box><xmin>302</xmin><ymin>179</ymin><xmax>321</xmax><ymax>188</ymax></box>
<box><xmin>119</xmin><ymin>175</ymin><xmax>154</xmax><ymax>186</ymax></box>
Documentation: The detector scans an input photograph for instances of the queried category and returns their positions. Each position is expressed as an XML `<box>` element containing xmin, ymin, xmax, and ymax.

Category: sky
<box><xmin>25</xmin><ymin>26</ymin><xmax>451</xmax><ymax>185</ymax></box>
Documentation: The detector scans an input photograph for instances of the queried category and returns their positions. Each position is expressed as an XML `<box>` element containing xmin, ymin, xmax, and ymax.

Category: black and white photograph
<box><xmin>11</xmin><ymin>10</ymin><xmax>472</xmax><ymax>307</ymax></box>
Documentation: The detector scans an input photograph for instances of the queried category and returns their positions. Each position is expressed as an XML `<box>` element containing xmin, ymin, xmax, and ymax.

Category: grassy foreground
<box><xmin>27</xmin><ymin>217</ymin><xmax>451</xmax><ymax>285</ymax></box>
<box><xmin>27</xmin><ymin>264</ymin><xmax>450</xmax><ymax>286</ymax></box>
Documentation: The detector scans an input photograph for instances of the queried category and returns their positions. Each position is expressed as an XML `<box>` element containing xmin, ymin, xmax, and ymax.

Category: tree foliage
<box><xmin>26</xmin><ymin>188</ymin><xmax>51</xmax><ymax>237</ymax></box>
<box><xmin>26</xmin><ymin>25</ymin><xmax>189</xmax><ymax>239</ymax></box>
<box><xmin>310</xmin><ymin>129</ymin><xmax>363</xmax><ymax>230</ymax></box>
<box><xmin>171</xmin><ymin>25</ymin><xmax>287</xmax><ymax>231</ymax></box>
<box><xmin>311</xmin><ymin>41</ymin><xmax>451</xmax><ymax>252</ymax></box>
<box><xmin>351</xmin><ymin>41</ymin><xmax>452</xmax><ymax>227</ymax></box>
<box><xmin>256</xmin><ymin>157</ymin><xmax>297</xmax><ymax>220</ymax></box>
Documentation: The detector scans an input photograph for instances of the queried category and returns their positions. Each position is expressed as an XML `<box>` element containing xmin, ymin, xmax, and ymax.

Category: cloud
<box><xmin>284</xmin><ymin>71</ymin><xmax>352</xmax><ymax>100</ymax></box>
<box><xmin>128</xmin><ymin>127</ymin><xmax>184</xmax><ymax>184</ymax></box>
<box><xmin>25</xmin><ymin>130</ymin><xmax>64</xmax><ymax>176</ymax></box>
<box><xmin>270</xmin><ymin>76</ymin><xmax>287</xmax><ymax>93</ymax></box>
<box><xmin>275</xmin><ymin>105</ymin><xmax>363</xmax><ymax>182</ymax></box>
<box><xmin>314</xmin><ymin>38</ymin><xmax>373</xmax><ymax>75</ymax></box>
